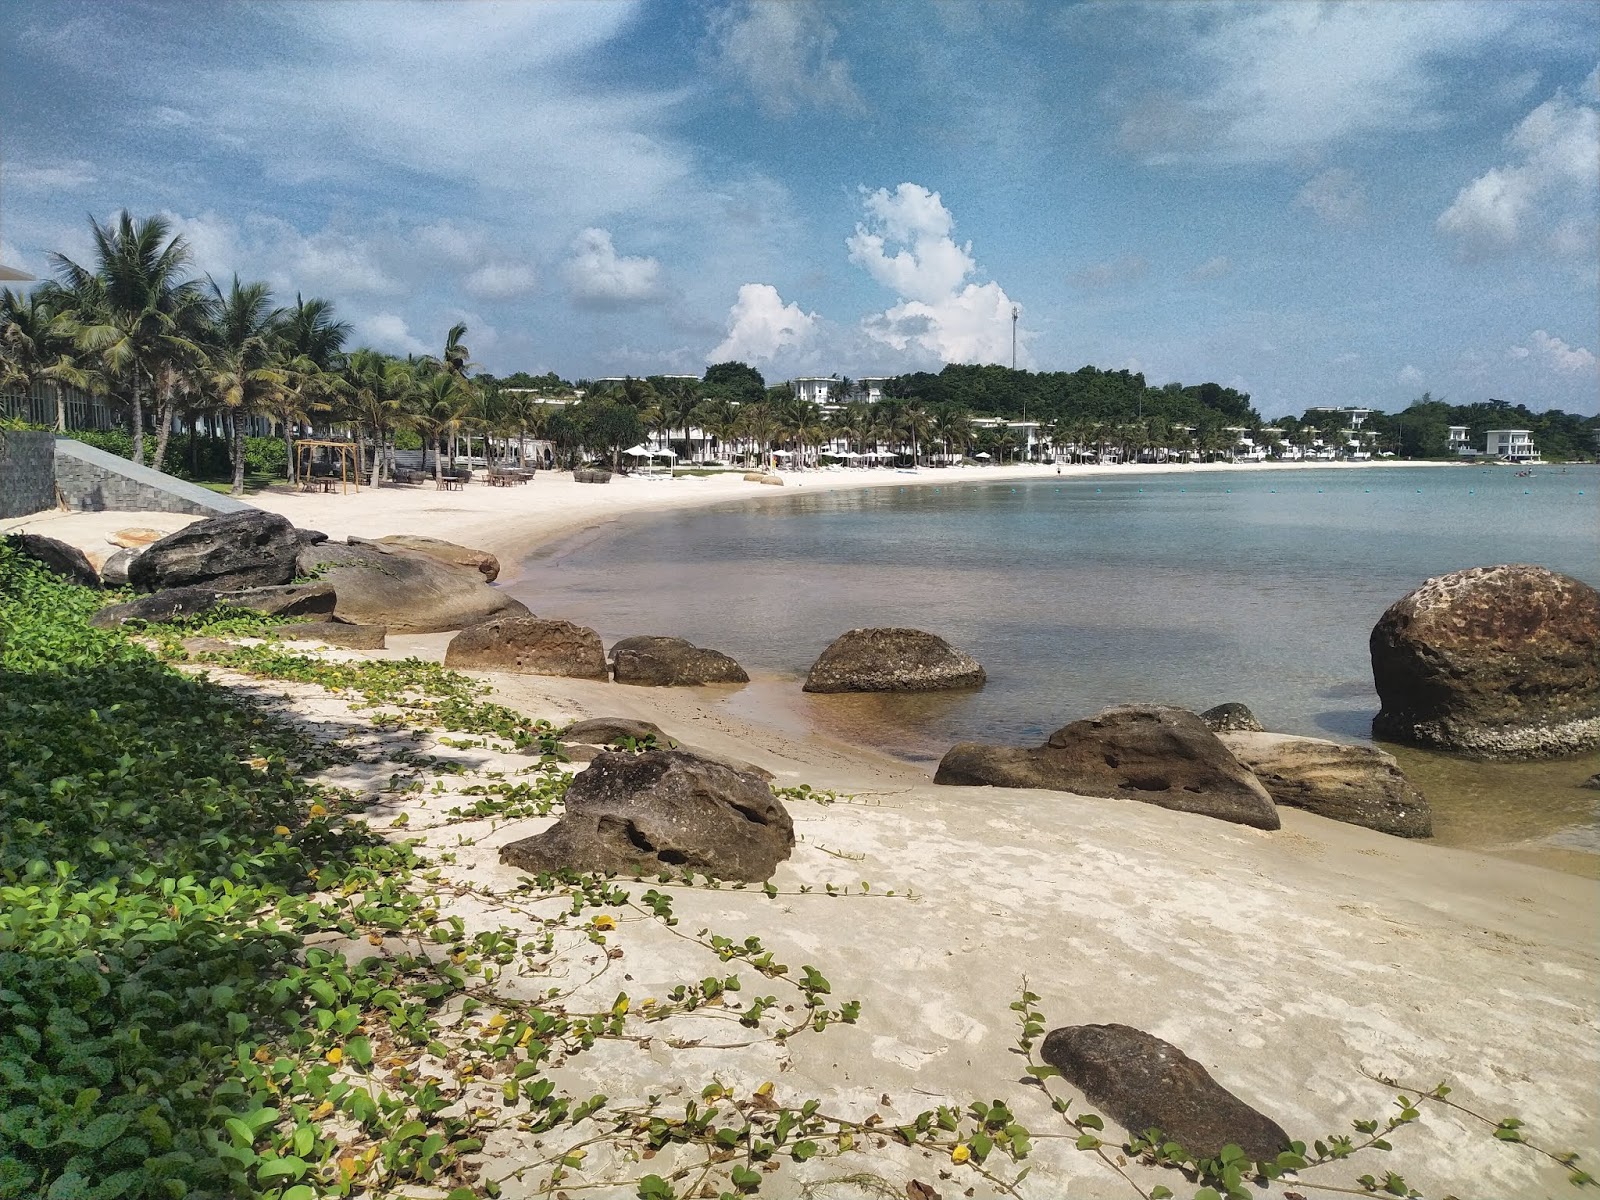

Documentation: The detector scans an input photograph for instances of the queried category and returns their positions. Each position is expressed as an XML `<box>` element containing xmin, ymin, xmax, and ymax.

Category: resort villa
<box><xmin>1485</xmin><ymin>429</ymin><xmax>1539</xmax><ymax>462</ymax></box>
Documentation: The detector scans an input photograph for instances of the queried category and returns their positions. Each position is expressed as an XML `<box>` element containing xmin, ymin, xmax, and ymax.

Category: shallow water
<box><xmin>517</xmin><ymin>464</ymin><xmax>1600</xmax><ymax>870</ymax></box>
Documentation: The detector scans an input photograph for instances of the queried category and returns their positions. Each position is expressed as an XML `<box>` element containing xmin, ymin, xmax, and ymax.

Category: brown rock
<box><xmin>109</xmin><ymin>527</ymin><xmax>167</xmax><ymax>548</ymax></box>
<box><xmin>562</xmin><ymin>717</ymin><xmax>669</xmax><ymax>745</ymax></box>
<box><xmin>803</xmin><ymin>628</ymin><xmax>985</xmax><ymax>693</ymax></box>
<box><xmin>1220</xmin><ymin>731</ymin><xmax>1432</xmax><ymax>837</ymax></box>
<box><xmin>1371</xmin><ymin>564</ymin><xmax>1600</xmax><ymax>759</ymax></box>
<box><xmin>367</xmin><ymin>534</ymin><xmax>500</xmax><ymax>582</ymax></box>
<box><xmin>444</xmin><ymin>616</ymin><xmax>608</xmax><ymax>679</ymax></box>
<box><xmin>295</xmin><ymin>540</ymin><xmax>527</xmax><ymax>633</ymax></box>
<box><xmin>499</xmin><ymin>749</ymin><xmax>793</xmax><ymax>880</ymax></box>
<box><xmin>1041</xmin><ymin>1024</ymin><xmax>1291</xmax><ymax>1161</ymax></box>
<box><xmin>277</xmin><ymin>621</ymin><xmax>388</xmax><ymax>650</ymax></box>
<box><xmin>611</xmin><ymin>635</ymin><xmax>750</xmax><ymax>686</ymax></box>
<box><xmin>934</xmin><ymin>705</ymin><xmax>1280</xmax><ymax>830</ymax></box>
<box><xmin>180</xmin><ymin>636</ymin><xmax>235</xmax><ymax>655</ymax></box>
<box><xmin>6</xmin><ymin>533</ymin><xmax>100</xmax><ymax>588</ymax></box>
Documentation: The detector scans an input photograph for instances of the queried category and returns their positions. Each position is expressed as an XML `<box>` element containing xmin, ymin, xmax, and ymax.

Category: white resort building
<box><xmin>1485</xmin><ymin>429</ymin><xmax>1539</xmax><ymax>462</ymax></box>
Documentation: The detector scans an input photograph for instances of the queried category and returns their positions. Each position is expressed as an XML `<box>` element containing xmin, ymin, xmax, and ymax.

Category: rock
<box><xmin>559</xmin><ymin>744</ymin><xmax>602</xmax><ymax>763</ymax></box>
<box><xmin>499</xmin><ymin>749</ymin><xmax>794</xmax><ymax>881</ymax></box>
<box><xmin>1041</xmin><ymin>1024</ymin><xmax>1290</xmax><ymax>1161</ymax></box>
<box><xmin>90</xmin><ymin>586</ymin><xmax>219</xmax><ymax>628</ymax></box>
<box><xmin>803</xmin><ymin>628</ymin><xmax>985</xmax><ymax>694</ymax></box>
<box><xmin>742</xmin><ymin>471</ymin><xmax>769</xmax><ymax>482</ymax></box>
<box><xmin>130</xmin><ymin>510</ymin><xmax>300</xmax><ymax>592</ymax></box>
<box><xmin>1200</xmin><ymin>702</ymin><xmax>1263</xmax><ymax>733</ymax></box>
<box><xmin>1583</xmin><ymin>773</ymin><xmax>1600</xmax><ymax>790</ymax></box>
<box><xmin>109</xmin><ymin>526</ymin><xmax>167</xmax><ymax>549</ymax></box>
<box><xmin>181</xmin><ymin>636</ymin><xmax>235</xmax><ymax>655</ymax></box>
<box><xmin>610</xmin><ymin>635</ymin><xmax>750</xmax><ymax>686</ymax></box>
<box><xmin>1371</xmin><ymin>565</ymin><xmax>1600</xmax><ymax>759</ymax></box>
<box><xmin>367</xmin><ymin>534</ymin><xmax>500</xmax><ymax>582</ymax></box>
<box><xmin>934</xmin><ymin>705</ymin><xmax>1280</xmax><ymax>829</ymax></box>
<box><xmin>562</xmin><ymin>717</ymin><xmax>670</xmax><ymax>745</ymax></box>
<box><xmin>100</xmin><ymin>547</ymin><xmax>141</xmax><ymax>588</ymax></box>
<box><xmin>277</xmin><ymin>621</ymin><xmax>388</xmax><ymax>650</ymax></box>
<box><xmin>7</xmin><ymin>533</ymin><xmax>101</xmax><ymax>588</ymax></box>
<box><xmin>444</xmin><ymin>616</ymin><xmax>608</xmax><ymax>678</ymax></box>
<box><xmin>1220</xmin><ymin>731</ymin><xmax>1433</xmax><ymax>837</ymax></box>
<box><xmin>758</xmin><ymin>475</ymin><xmax>784</xmax><ymax>485</ymax></box>
<box><xmin>295</xmin><ymin>540</ymin><xmax>528</xmax><ymax>633</ymax></box>
<box><xmin>218</xmin><ymin>583</ymin><xmax>337</xmax><ymax>617</ymax></box>
<box><xmin>296</xmin><ymin>528</ymin><xmax>329</xmax><ymax>545</ymax></box>
<box><xmin>573</xmin><ymin>468</ymin><xmax>611</xmax><ymax>484</ymax></box>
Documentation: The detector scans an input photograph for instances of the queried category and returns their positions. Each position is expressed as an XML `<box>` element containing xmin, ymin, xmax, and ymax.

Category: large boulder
<box><xmin>129</xmin><ymin>510</ymin><xmax>300</xmax><ymax>592</ymax></box>
<box><xmin>803</xmin><ymin>628</ymin><xmax>985</xmax><ymax>693</ymax></box>
<box><xmin>366</xmin><ymin>534</ymin><xmax>500</xmax><ymax>582</ymax></box>
<box><xmin>1219</xmin><ymin>731</ymin><xmax>1433</xmax><ymax>838</ymax></box>
<box><xmin>562</xmin><ymin>717</ymin><xmax>669</xmax><ymax>745</ymax></box>
<box><xmin>934</xmin><ymin>705</ymin><xmax>1280</xmax><ymax>829</ymax></box>
<box><xmin>100</xmin><ymin>547</ymin><xmax>141</xmax><ymax>588</ymax></box>
<box><xmin>295</xmin><ymin>540</ymin><xmax>528</xmax><ymax>633</ymax></box>
<box><xmin>1370</xmin><ymin>565</ymin><xmax>1600</xmax><ymax>759</ymax></box>
<box><xmin>90</xmin><ymin>586</ymin><xmax>220</xmax><ymax>628</ymax></box>
<box><xmin>444</xmin><ymin>615</ymin><xmax>608</xmax><ymax>678</ymax></box>
<box><xmin>611</xmin><ymin>635</ymin><xmax>750</xmax><ymax>686</ymax></box>
<box><xmin>499</xmin><ymin>749</ymin><xmax>794</xmax><ymax>881</ymax></box>
<box><xmin>1200</xmin><ymin>702</ymin><xmax>1263</xmax><ymax>733</ymax></box>
<box><xmin>1041</xmin><ymin>1024</ymin><xmax>1291</xmax><ymax>1161</ymax></box>
<box><xmin>218</xmin><ymin>583</ymin><xmax>337</xmax><ymax>617</ymax></box>
<box><xmin>7</xmin><ymin>534</ymin><xmax>100</xmax><ymax>589</ymax></box>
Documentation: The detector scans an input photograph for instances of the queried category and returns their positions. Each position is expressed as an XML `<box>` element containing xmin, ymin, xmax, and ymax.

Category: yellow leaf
<box><xmin>591</xmin><ymin>914</ymin><xmax>616</xmax><ymax>931</ymax></box>
<box><xmin>488</xmin><ymin>1013</ymin><xmax>508</xmax><ymax>1029</ymax></box>
<box><xmin>253</xmin><ymin>1046</ymin><xmax>273</xmax><ymax>1064</ymax></box>
<box><xmin>312</xmin><ymin>1100</ymin><xmax>335</xmax><ymax>1119</ymax></box>
<box><xmin>273</xmin><ymin>825</ymin><xmax>291</xmax><ymax>837</ymax></box>
<box><xmin>951</xmin><ymin>1143</ymin><xmax>970</xmax><ymax>1164</ymax></box>
<box><xmin>517</xmin><ymin>1027</ymin><xmax>534</xmax><ymax>1047</ymax></box>
<box><xmin>326</xmin><ymin>1047</ymin><xmax>343</xmax><ymax>1064</ymax></box>
<box><xmin>612</xmin><ymin>995</ymin><xmax>630</xmax><ymax>1016</ymax></box>
<box><xmin>367</xmin><ymin>932</ymin><xmax>383</xmax><ymax>945</ymax></box>
<box><xmin>309</xmin><ymin>802</ymin><xmax>328</xmax><ymax>818</ymax></box>
<box><xmin>247</xmin><ymin>756</ymin><xmax>269</xmax><ymax>771</ymax></box>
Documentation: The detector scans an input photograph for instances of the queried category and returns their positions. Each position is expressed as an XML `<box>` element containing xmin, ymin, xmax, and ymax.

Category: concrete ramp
<box><xmin>54</xmin><ymin>439</ymin><xmax>250</xmax><ymax>516</ymax></box>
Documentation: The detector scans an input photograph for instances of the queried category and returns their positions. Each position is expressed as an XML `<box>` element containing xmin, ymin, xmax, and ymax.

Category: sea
<box><xmin>515</xmin><ymin>464</ymin><xmax>1600</xmax><ymax>873</ymax></box>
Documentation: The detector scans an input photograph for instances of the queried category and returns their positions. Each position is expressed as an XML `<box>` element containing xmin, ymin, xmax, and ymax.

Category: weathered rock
<box><xmin>181</xmin><ymin>636</ymin><xmax>236</xmax><ymax>655</ymax></box>
<box><xmin>367</xmin><ymin>534</ymin><xmax>500</xmax><ymax>582</ymax></box>
<box><xmin>1583</xmin><ymin>773</ymin><xmax>1600</xmax><ymax>791</ymax></box>
<box><xmin>444</xmin><ymin>616</ymin><xmax>607</xmax><ymax>678</ymax></box>
<box><xmin>559</xmin><ymin>744</ymin><xmax>602</xmax><ymax>763</ymax></box>
<box><xmin>758</xmin><ymin>475</ymin><xmax>784</xmax><ymax>486</ymax></box>
<box><xmin>130</xmin><ymin>510</ymin><xmax>300</xmax><ymax>592</ymax></box>
<box><xmin>803</xmin><ymin>628</ymin><xmax>985</xmax><ymax>694</ymax></box>
<box><xmin>100</xmin><ymin>547</ymin><xmax>141</xmax><ymax>588</ymax></box>
<box><xmin>296</xmin><ymin>528</ymin><xmax>329</xmax><ymax>545</ymax></box>
<box><xmin>277</xmin><ymin>621</ymin><xmax>388</xmax><ymax>650</ymax></box>
<box><xmin>1220</xmin><ymin>731</ymin><xmax>1432</xmax><ymax>837</ymax></box>
<box><xmin>499</xmin><ymin>750</ymin><xmax>794</xmax><ymax>880</ymax></box>
<box><xmin>934</xmin><ymin>705</ymin><xmax>1280</xmax><ymax>829</ymax></box>
<box><xmin>742</xmin><ymin>471</ymin><xmax>769</xmax><ymax>482</ymax></box>
<box><xmin>295</xmin><ymin>541</ymin><xmax>528</xmax><ymax>633</ymax></box>
<box><xmin>562</xmin><ymin>717</ymin><xmax>669</xmax><ymax>745</ymax></box>
<box><xmin>90</xmin><ymin>586</ymin><xmax>219</xmax><ymax>627</ymax></box>
<box><xmin>610</xmin><ymin>635</ymin><xmax>750</xmax><ymax>686</ymax></box>
<box><xmin>109</xmin><ymin>527</ymin><xmax>167</xmax><ymax>549</ymax></box>
<box><xmin>1371</xmin><ymin>565</ymin><xmax>1600</xmax><ymax>759</ymax></box>
<box><xmin>573</xmin><ymin>468</ymin><xmax>611</xmax><ymax>484</ymax></box>
<box><xmin>1041</xmin><ymin>1024</ymin><xmax>1290</xmax><ymax>1161</ymax></box>
<box><xmin>7</xmin><ymin>533</ymin><xmax>100</xmax><ymax>588</ymax></box>
<box><xmin>1201</xmin><ymin>702</ymin><xmax>1264</xmax><ymax>733</ymax></box>
<box><xmin>218</xmin><ymin>583</ymin><xmax>337</xmax><ymax>617</ymax></box>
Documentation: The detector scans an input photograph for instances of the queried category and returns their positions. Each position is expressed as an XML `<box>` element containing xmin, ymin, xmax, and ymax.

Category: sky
<box><xmin>3</xmin><ymin>0</ymin><xmax>1597</xmax><ymax>417</ymax></box>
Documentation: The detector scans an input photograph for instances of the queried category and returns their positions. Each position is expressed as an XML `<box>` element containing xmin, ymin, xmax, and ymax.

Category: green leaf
<box><xmin>255</xmin><ymin>1156</ymin><xmax>308</xmax><ymax>1182</ymax></box>
<box><xmin>1150</xmin><ymin>1188</ymin><xmax>1172</xmax><ymax>1200</ymax></box>
<box><xmin>346</xmin><ymin>1035</ymin><xmax>373</xmax><ymax>1067</ymax></box>
<box><xmin>1076</xmin><ymin>1113</ymin><xmax>1103</xmax><ymax>1131</ymax></box>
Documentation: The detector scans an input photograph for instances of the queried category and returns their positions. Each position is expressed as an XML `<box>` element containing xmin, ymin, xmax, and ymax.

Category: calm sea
<box><xmin>517</xmin><ymin>464</ymin><xmax>1600</xmax><ymax>869</ymax></box>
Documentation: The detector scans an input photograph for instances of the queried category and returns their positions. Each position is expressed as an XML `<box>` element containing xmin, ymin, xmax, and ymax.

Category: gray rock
<box><xmin>1041</xmin><ymin>1024</ymin><xmax>1291</xmax><ymax>1161</ymax></box>
<box><xmin>277</xmin><ymin>621</ymin><xmax>388</xmax><ymax>650</ymax></box>
<box><xmin>295</xmin><ymin>540</ymin><xmax>528</xmax><ymax>633</ymax></box>
<box><xmin>934</xmin><ymin>704</ymin><xmax>1280</xmax><ymax>830</ymax></box>
<box><xmin>1220</xmin><ymin>731</ymin><xmax>1433</xmax><ymax>838</ymax></box>
<box><xmin>90</xmin><ymin>586</ymin><xmax>219</xmax><ymax>628</ymax></box>
<box><xmin>218</xmin><ymin>583</ymin><xmax>337</xmax><ymax>617</ymax></box>
<box><xmin>444</xmin><ymin>616</ymin><xmax>608</xmax><ymax>678</ymax></box>
<box><xmin>364</xmin><ymin>534</ymin><xmax>500</xmax><ymax>582</ymax></box>
<box><xmin>1200</xmin><ymin>702</ymin><xmax>1263</xmax><ymax>733</ymax></box>
<box><xmin>295</xmin><ymin>528</ymin><xmax>329</xmax><ymax>545</ymax></box>
<box><xmin>129</xmin><ymin>510</ymin><xmax>300</xmax><ymax>592</ymax></box>
<box><xmin>499</xmin><ymin>749</ymin><xmax>794</xmax><ymax>881</ymax></box>
<box><xmin>100</xmin><ymin>547</ymin><xmax>141</xmax><ymax>588</ymax></box>
<box><xmin>803</xmin><ymin>627</ymin><xmax>985</xmax><ymax>693</ymax></box>
<box><xmin>559</xmin><ymin>744</ymin><xmax>602</xmax><ymax>763</ymax></box>
<box><xmin>562</xmin><ymin>716</ymin><xmax>670</xmax><ymax>745</ymax></box>
<box><xmin>1581</xmin><ymin>773</ymin><xmax>1600</xmax><ymax>791</ymax></box>
<box><xmin>611</xmin><ymin>635</ymin><xmax>750</xmax><ymax>686</ymax></box>
<box><xmin>7</xmin><ymin>533</ymin><xmax>100</xmax><ymax>588</ymax></box>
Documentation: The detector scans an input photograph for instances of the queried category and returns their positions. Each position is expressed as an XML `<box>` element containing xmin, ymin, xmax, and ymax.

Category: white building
<box><xmin>1446</xmin><ymin>425</ymin><xmax>1473</xmax><ymax>455</ymax></box>
<box><xmin>792</xmin><ymin>376</ymin><xmax>839</xmax><ymax>405</ymax></box>
<box><xmin>1311</xmin><ymin>405</ymin><xmax>1374</xmax><ymax>430</ymax></box>
<box><xmin>858</xmin><ymin>376</ymin><xmax>892</xmax><ymax>403</ymax></box>
<box><xmin>1485</xmin><ymin>429</ymin><xmax>1538</xmax><ymax>462</ymax></box>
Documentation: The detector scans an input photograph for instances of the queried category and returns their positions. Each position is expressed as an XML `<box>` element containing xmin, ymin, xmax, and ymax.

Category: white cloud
<box><xmin>1507</xmin><ymin>343</ymin><xmax>1531</xmax><ymax>359</ymax></box>
<box><xmin>1528</xmin><ymin>329</ymin><xmax>1598</xmax><ymax>373</ymax></box>
<box><xmin>708</xmin><ymin>283</ymin><xmax>816</xmax><ymax>364</ymax></box>
<box><xmin>847</xmin><ymin>183</ymin><xmax>1024</xmax><ymax>366</ymax></box>
<box><xmin>563</xmin><ymin>228</ymin><xmax>664</xmax><ymax>309</ymax></box>
<box><xmin>1397</xmin><ymin>365</ymin><xmax>1425</xmax><ymax>387</ymax></box>
<box><xmin>353</xmin><ymin>312</ymin><xmax>428</xmax><ymax>357</ymax></box>
<box><xmin>1295</xmin><ymin>168</ymin><xmax>1366</xmax><ymax>224</ymax></box>
<box><xmin>6</xmin><ymin>160</ymin><xmax>98</xmax><ymax>190</ymax></box>
<box><xmin>164</xmin><ymin>210</ymin><xmax>403</xmax><ymax>296</ymax></box>
<box><xmin>463</xmin><ymin>263</ymin><xmax>537</xmax><ymax>301</ymax></box>
<box><xmin>709</xmin><ymin>1</ymin><xmax>861</xmax><ymax>117</ymax></box>
<box><xmin>1188</xmin><ymin>255</ymin><xmax>1233</xmax><ymax>282</ymax></box>
<box><xmin>1438</xmin><ymin>83</ymin><xmax>1599</xmax><ymax>256</ymax></box>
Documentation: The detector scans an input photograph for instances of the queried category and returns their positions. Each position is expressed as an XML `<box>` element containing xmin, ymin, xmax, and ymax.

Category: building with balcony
<box><xmin>1485</xmin><ymin>429</ymin><xmax>1538</xmax><ymax>462</ymax></box>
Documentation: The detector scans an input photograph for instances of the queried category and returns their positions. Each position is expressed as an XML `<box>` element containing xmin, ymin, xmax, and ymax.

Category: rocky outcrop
<box><xmin>934</xmin><ymin>705</ymin><xmax>1279</xmax><ymax>829</ymax></box>
<box><xmin>610</xmin><ymin>635</ymin><xmax>750</xmax><ymax>686</ymax></box>
<box><xmin>277</xmin><ymin>621</ymin><xmax>388</xmax><ymax>650</ymax></box>
<box><xmin>90</xmin><ymin>586</ymin><xmax>220</xmax><ymax>628</ymax></box>
<box><xmin>1041</xmin><ymin>1024</ymin><xmax>1291</xmax><ymax>1161</ymax></box>
<box><xmin>1220</xmin><ymin>731</ymin><xmax>1432</xmax><ymax>838</ymax></box>
<box><xmin>1371</xmin><ymin>565</ymin><xmax>1600</xmax><ymax>759</ymax></box>
<box><xmin>129</xmin><ymin>510</ymin><xmax>300</xmax><ymax>592</ymax></box>
<box><xmin>1201</xmin><ymin>702</ymin><xmax>1263</xmax><ymax>733</ymax></box>
<box><xmin>7</xmin><ymin>534</ymin><xmax>101</xmax><ymax>588</ymax></box>
<box><xmin>444</xmin><ymin>616</ymin><xmax>608</xmax><ymax>678</ymax></box>
<box><xmin>499</xmin><ymin>750</ymin><xmax>794</xmax><ymax>880</ymax></box>
<box><xmin>573</xmin><ymin>468</ymin><xmax>611</xmax><ymax>484</ymax></box>
<box><xmin>366</xmin><ymin>534</ymin><xmax>500</xmax><ymax>582</ymax></box>
<box><xmin>803</xmin><ymin>628</ymin><xmax>985</xmax><ymax>694</ymax></box>
<box><xmin>296</xmin><ymin>540</ymin><xmax>527</xmax><ymax>633</ymax></box>
<box><xmin>222</xmin><ymin>583</ymin><xmax>337</xmax><ymax>617</ymax></box>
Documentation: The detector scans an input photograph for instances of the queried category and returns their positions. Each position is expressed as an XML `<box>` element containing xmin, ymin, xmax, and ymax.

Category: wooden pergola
<box><xmin>294</xmin><ymin>440</ymin><xmax>360</xmax><ymax>494</ymax></box>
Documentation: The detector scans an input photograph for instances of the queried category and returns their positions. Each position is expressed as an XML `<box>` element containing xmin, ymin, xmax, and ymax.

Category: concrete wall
<box><xmin>54</xmin><ymin>439</ymin><xmax>248</xmax><ymax>516</ymax></box>
<box><xmin>0</xmin><ymin>430</ymin><xmax>57</xmax><ymax>519</ymax></box>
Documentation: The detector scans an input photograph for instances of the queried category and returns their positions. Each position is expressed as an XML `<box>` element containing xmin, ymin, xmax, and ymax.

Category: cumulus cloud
<box><xmin>708</xmin><ymin>283</ymin><xmax>817</xmax><ymax>364</ymax></box>
<box><xmin>354</xmin><ymin>312</ymin><xmax>428</xmax><ymax>357</ymax></box>
<box><xmin>163</xmin><ymin>210</ymin><xmax>403</xmax><ymax>296</ymax></box>
<box><xmin>1437</xmin><ymin>82</ymin><xmax>1599</xmax><ymax>256</ymax></box>
<box><xmin>1188</xmin><ymin>255</ymin><xmax>1233</xmax><ymax>282</ymax></box>
<box><xmin>1513</xmin><ymin>330</ymin><xmax>1599</xmax><ymax>373</ymax></box>
<box><xmin>1296</xmin><ymin>168</ymin><xmax>1366</xmax><ymax>224</ymax></box>
<box><xmin>563</xmin><ymin>228</ymin><xmax>665</xmax><ymax>309</ymax></box>
<box><xmin>709</xmin><ymin>1</ymin><xmax>861</xmax><ymax>117</ymax></box>
<box><xmin>847</xmin><ymin>183</ymin><xmax>1023</xmax><ymax>366</ymax></box>
<box><xmin>1068</xmin><ymin>255</ymin><xmax>1150</xmax><ymax>290</ymax></box>
<box><xmin>463</xmin><ymin>263</ymin><xmax>537</xmax><ymax>301</ymax></box>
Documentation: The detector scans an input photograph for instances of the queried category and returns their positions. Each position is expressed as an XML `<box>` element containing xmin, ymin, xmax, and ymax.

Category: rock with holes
<box><xmin>1041</xmin><ymin>1024</ymin><xmax>1290</xmax><ymax>1160</ymax></box>
<box><xmin>297</xmin><ymin>540</ymin><xmax>528</xmax><ymax>633</ymax></box>
<box><xmin>90</xmin><ymin>586</ymin><xmax>221</xmax><ymax>628</ymax></box>
<box><xmin>499</xmin><ymin>749</ymin><xmax>793</xmax><ymax>881</ymax></box>
<box><xmin>445</xmin><ymin>616</ymin><xmax>607</xmax><ymax>678</ymax></box>
<box><xmin>1371</xmin><ymin>564</ymin><xmax>1600</xmax><ymax>759</ymax></box>
<box><xmin>803</xmin><ymin>627</ymin><xmax>985</xmax><ymax>693</ymax></box>
<box><xmin>130</xmin><ymin>510</ymin><xmax>300</xmax><ymax>592</ymax></box>
<box><xmin>7</xmin><ymin>533</ymin><xmax>101</xmax><ymax>588</ymax></box>
<box><xmin>1200</xmin><ymin>702</ymin><xmax>1264</xmax><ymax>733</ymax></box>
<box><xmin>610</xmin><ymin>636</ymin><xmax>750</xmax><ymax>686</ymax></box>
<box><xmin>1220</xmin><ymin>730</ymin><xmax>1432</xmax><ymax>837</ymax></box>
<box><xmin>934</xmin><ymin>704</ymin><xmax>1279</xmax><ymax>829</ymax></box>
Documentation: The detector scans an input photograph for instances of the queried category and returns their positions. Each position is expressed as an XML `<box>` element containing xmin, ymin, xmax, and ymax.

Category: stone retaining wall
<box><xmin>0</xmin><ymin>430</ymin><xmax>56</xmax><ymax>519</ymax></box>
<box><xmin>54</xmin><ymin>439</ymin><xmax>248</xmax><ymax>516</ymax></box>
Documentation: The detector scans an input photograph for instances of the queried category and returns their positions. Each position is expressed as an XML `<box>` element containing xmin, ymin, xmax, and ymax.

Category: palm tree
<box><xmin>691</xmin><ymin>396</ymin><xmax>738</xmax><ymax>464</ymax></box>
<box><xmin>413</xmin><ymin>369</ymin><xmax>469</xmax><ymax>485</ymax></box>
<box><xmin>0</xmin><ymin>288</ymin><xmax>98</xmax><ymax>431</ymax></box>
<box><xmin>205</xmin><ymin>276</ymin><xmax>287</xmax><ymax>494</ymax></box>
<box><xmin>933</xmin><ymin>406</ymin><xmax>972</xmax><ymax>462</ymax></box>
<box><xmin>899</xmin><ymin>402</ymin><xmax>933</xmax><ymax>467</ymax></box>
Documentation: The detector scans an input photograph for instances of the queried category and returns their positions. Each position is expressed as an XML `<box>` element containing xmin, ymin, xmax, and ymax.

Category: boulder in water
<box><xmin>803</xmin><ymin>627</ymin><xmax>985</xmax><ymax>693</ymax></box>
<box><xmin>611</xmin><ymin>635</ymin><xmax>750</xmax><ymax>686</ymax></box>
<box><xmin>1220</xmin><ymin>730</ymin><xmax>1432</xmax><ymax>837</ymax></box>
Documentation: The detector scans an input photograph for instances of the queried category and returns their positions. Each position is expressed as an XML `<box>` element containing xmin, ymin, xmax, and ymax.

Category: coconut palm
<box><xmin>898</xmin><ymin>402</ymin><xmax>933</xmax><ymax>466</ymax></box>
<box><xmin>412</xmin><ymin>369</ymin><xmax>470</xmax><ymax>485</ymax></box>
<box><xmin>0</xmin><ymin>288</ymin><xmax>99</xmax><ymax>431</ymax></box>
<box><xmin>205</xmin><ymin>276</ymin><xmax>287</xmax><ymax>494</ymax></box>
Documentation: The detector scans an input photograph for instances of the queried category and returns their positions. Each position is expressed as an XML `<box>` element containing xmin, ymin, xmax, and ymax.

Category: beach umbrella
<box><xmin>975</xmin><ymin>451</ymin><xmax>992</xmax><ymax>459</ymax></box>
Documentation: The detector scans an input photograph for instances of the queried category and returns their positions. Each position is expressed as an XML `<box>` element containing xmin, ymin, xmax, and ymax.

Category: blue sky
<box><xmin>3</xmin><ymin>0</ymin><xmax>1597</xmax><ymax>416</ymax></box>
